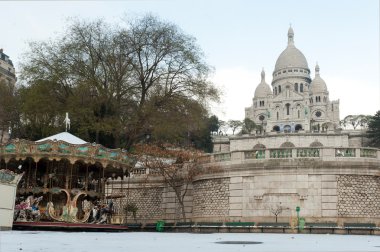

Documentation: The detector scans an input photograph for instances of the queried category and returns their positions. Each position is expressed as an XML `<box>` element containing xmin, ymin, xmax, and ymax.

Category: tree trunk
<box><xmin>174</xmin><ymin>189</ymin><xmax>186</xmax><ymax>222</ymax></box>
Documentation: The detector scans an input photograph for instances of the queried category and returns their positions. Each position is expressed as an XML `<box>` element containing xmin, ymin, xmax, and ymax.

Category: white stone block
<box><xmin>296</xmin><ymin>175</ymin><xmax>308</xmax><ymax>181</ymax></box>
<box><xmin>230</xmin><ymin>177</ymin><xmax>243</xmax><ymax>183</ymax></box>
<box><xmin>229</xmin><ymin>190</ymin><xmax>243</xmax><ymax>197</ymax></box>
<box><xmin>322</xmin><ymin>209</ymin><xmax>337</xmax><ymax>217</ymax></box>
<box><xmin>230</xmin><ymin>203</ymin><xmax>243</xmax><ymax>210</ymax></box>
<box><xmin>321</xmin><ymin>189</ymin><xmax>337</xmax><ymax>196</ymax></box>
<box><xmin>321</xmin><ymin>196</ymin><xmax>337</xmax><ymax>203</ymax></box>
<box><xmin>308</xmin><ymin>175</ymin><xmax>321</xmax><ymax>182</ymax></box>
<box><xmin>230</xmin><ymin>197</ymin><xmax>243</xmax><ymax>203</ymax></box>
<box><xmin>229</xmin><ymin>183</ymin><xmax>243</xmax><ymax>190</ymax></box>
<box><xmin>243</xmin><ymin>176</ymin><xmax>255</xmax><ymax>183</ymax></box>
<box><xmin>321</xmin><ymin>181</ymin><xmax>337</xmax><ymax>189</ymax></box>
<box><xmin>321</xmin><ymin>175</ymin><xmax>336</xmax><ymax>182</ymax></box>
<box><xmin>229</xmin><ymin>209</ymin><xmax>242</xmax><ymax>217</ymax></box>
<box><xmin>322</xmin><ymin>202</ymin><xmax>337</xmax><ymax>210</ymax></box>
<box><xmin>296</xmin><ymin>182</ymin><xmax>309</xmax><ymax>189</ymax></box>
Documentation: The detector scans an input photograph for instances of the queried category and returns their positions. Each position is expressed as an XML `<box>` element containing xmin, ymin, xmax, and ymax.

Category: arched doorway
<box><xmin>284</xmin><ymin>125</ymin><xmax>291</xmax><ymax>133</ymax></box>
<box><xmin>295</xmin><ymin>124</ymin><xmax>302</xmax><ymax>131</ymax></box>
<box><xmin>273</xmin><ymin>125</ymin><xmax>280</xmax><ymax>132</ymax></box>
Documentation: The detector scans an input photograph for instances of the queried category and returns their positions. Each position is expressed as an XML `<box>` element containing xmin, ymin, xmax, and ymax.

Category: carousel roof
<box><xmin>36</xmin><ymin>132</ymin><xmax>87</xmax><ymax>145</ymax></box>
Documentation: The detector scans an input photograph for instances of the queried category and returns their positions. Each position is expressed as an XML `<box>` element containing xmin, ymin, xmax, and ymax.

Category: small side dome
<box><xmin>254</xmin><ymin>69</ymin><xmax>272</xmax><ymax>98</ymax></box>
<box><xmin>310</xmin><ymin>64</ymin><xmax>328</xmax><ymax>93</ymax></box>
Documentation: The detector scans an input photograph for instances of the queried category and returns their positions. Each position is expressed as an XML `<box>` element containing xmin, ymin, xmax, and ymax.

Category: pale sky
<box><xmin>0</xmin><ymin>0</ymin><xmax>379</xmax><ymax>121</ymax></box>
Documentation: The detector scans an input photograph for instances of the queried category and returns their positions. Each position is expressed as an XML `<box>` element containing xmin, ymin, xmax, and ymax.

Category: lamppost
<box><xmin>296</xmin><ymin>206</ymin><xmax>300</xmax><ymax>232</ymax></box>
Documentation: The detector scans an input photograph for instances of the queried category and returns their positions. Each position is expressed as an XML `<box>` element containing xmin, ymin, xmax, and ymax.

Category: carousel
<box><xmin>0</xmin><ymin>132</ymin><xmax>133</xmax><ymax>231</ymax></box>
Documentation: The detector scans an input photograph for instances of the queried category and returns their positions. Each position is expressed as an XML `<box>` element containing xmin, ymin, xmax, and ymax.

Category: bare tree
<box><xmin>20</xmin><ymin>15</ymin><xmax>219</xmax><ymax>147</ymax></box>
<box><xmin>134</xmin><ymin>144</ymin><xmax>203</xmax><ymax>221</ymax></box>
<box><xmin>270</xmin><ymin>203</ymin><xmax>284</xmax><ymax>223</ymax></box>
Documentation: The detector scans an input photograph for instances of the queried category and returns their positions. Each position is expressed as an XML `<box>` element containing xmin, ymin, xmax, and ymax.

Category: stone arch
<box><xmin>310</xmin><ymin>141</ymin><xmax>323</xmax><ymax>147</ymax></box>
<box><xmin>295</xmin><ymin>124</ymin><xmax>302</xmax><ymax>131</ymax></box>
<box><xmin>273</xmin><ymin>125</ymin><xmax>280</xmax><ymax>132</ymax></box>
<box><xmin>280</xmin><ymin>141</ymin><xmax>295</xmax><ymax>148</ymax></box>
<box><xmin>253</xmin><ymin>143</ymin><xmax>266</xmax><ymax>149</ymax></box>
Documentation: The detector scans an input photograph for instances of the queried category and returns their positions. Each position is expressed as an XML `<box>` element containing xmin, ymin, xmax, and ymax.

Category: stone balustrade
<box><xmin>205</xmin><ymin>147</ymin><xmax>379</xmax><ymax>164</ymax></box>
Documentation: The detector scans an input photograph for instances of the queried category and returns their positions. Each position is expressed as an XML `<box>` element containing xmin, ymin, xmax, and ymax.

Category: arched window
<box><xmin>274</xmin><ymin>87</ymin><xmax>277</xmax><ymax>95</ymax></box>
<box><xmin>277</xmin><ymin>111</ymin><xmax>279</xmax><ymax>120</ymax></box>
<box><xmin>286</xmin><ymin>103</ymin><xmax>290</xmax><ymax>115</ymax></box>
<box><xmin>300</xmin><ymin>83</ymin><xmax>304</xmax><ymax>92</ymax></box>
<box><xmin>298</xmin><ymin>110</ymin><xmax>300</xmax><ymax>118</ymax></box>
<box><xmin>280</xmin><ymin>141</ymin><xmax>295</xmax><ymax>147</ymax></box>
<box><xmin>295</xmin><ymin>124</ymin><xmax>302</xmax><ymax>131</ymax></box>
<box><xmin>279</xmin><ymin>85</ymin><xmax>281</xmax><ymax>93</ymax></box>
<box><xmin>294</xmin><ymin>83</ymin><xmax>298</xmax><ymax>92</ymax></box>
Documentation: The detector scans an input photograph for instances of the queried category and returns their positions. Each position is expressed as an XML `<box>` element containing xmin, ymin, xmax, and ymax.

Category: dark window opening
<box><xmin>286</xmin><ymin>103</ymin><xmax>290</xmax><ymax>115</ymax></box>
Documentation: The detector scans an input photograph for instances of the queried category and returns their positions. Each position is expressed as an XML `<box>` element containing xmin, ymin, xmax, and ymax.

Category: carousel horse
<box><xmin>14</xmin><ymin>195</ymin><xmax>43</xmax><ymax>221</ymax></box>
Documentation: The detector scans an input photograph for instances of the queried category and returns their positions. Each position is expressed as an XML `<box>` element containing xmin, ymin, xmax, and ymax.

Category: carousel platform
<box><xmin>13</xmin><ymin>221</ymin><xmax>129</xmax><ymax>232</ymax></box>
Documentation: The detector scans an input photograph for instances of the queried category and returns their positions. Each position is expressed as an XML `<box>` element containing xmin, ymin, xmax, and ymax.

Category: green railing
<box><xmin>360</xmin><ymin>148</ymin><xmax>377</xmax><ymax>158</ymax></box>
<box><xmin>335</xmin><ymin>148</ymin><xmax>356</xmax><ymax>157</ymax></box>
<box><xmin>270</xmin><ymin>149</ymin><xmax>292</xmax><ymax>158</ymax></box>
<box><xmin>244</xmin><ymin>150</ymin><xmax>265</xmax><ymax>159</ymax></box>
<box><xmin>297</xmin><ymin>148</ymin><xmax>320</xmax><ymax>157</ymax></box>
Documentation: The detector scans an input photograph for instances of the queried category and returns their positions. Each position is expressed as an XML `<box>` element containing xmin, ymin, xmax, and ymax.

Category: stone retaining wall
<box><xmin>192</xmin><ymin>178</ymin><xmax>229</xmax><ymax>218</ymax></box>
<box><xmin>337</xmin><ymin>175</ymin><xmax>380</xmax><ymax>217</ymax></box>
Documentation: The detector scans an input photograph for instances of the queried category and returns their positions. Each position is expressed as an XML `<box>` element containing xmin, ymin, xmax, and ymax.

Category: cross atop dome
<box><xmin>315</xmin><ymin>63</ymin><xmax>320</xmax><ymax>75</ymax></box>
<box><xmin>288</xmin><ymin>25</ymin><xmax>294</xmax><ymax>45</ymax></box>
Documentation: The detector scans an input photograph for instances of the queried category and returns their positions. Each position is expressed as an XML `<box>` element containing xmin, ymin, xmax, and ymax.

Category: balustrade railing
<box><xmin>270</xmin><ymin>149</ymin><xmax>292</xmax><ymax>158</ymax></box>
<box><xmin>297</xmin><ymin>148</ymin><xmax>320</xmax><ymax>157</ymax></box>
<box><xmin>244</xmin><ymin>150</ymin><xmax>265</xmax><ymax>160</ymax></box>
<box><xmin>214</xmin><ymin>153</ymin><xmax>231</xmax><ymax>162</ymax></box>
<box><xmin>360</xmin><ymin>148</ymin><xmax>377</xmax><ymax>158</ymax></box>
<box><xmin>335</xmin><ymin>148</ymin><xmax>356</xmax><ymax>157</ymax></box>
<box><xmin>205</xmin><ymin>147</ymin><xmax>378</xmax><ymax>164</ymax></box>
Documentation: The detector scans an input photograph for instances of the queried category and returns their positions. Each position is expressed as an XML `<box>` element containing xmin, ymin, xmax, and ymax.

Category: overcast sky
<box><xmin>0</xmin><ymin>0</ymin><xmax>379</xmax><ymax>121</ymax></box>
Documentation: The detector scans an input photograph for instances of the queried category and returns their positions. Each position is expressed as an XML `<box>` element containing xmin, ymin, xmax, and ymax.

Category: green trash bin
<box><xmin>299</xmin><ymin>218</ymin><xmax>305</xmax><ymax>231</ymax></box>
<box><xmin>156</xmin><ymin>220</ymin><xmax>165</xmax><ymax>232</ymax></box>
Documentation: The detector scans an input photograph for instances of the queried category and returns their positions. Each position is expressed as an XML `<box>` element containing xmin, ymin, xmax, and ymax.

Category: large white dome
<box><xmin>274</xmin><ymin>45</ymin><xmax>309</xmax><ymax>71</ymax></box>
<box><xmin>274</xmin><ymin>27</ymin><xmax>309</xmax><ymax>72</ymax></box>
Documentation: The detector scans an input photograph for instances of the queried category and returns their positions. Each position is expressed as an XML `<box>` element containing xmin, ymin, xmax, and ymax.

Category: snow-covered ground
<box><xmin>1</xmin><ymin>231</ymin><xmax>380</xmax><ymax>252</ymax></box>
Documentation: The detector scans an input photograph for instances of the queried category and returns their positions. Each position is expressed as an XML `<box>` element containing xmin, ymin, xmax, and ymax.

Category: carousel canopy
<box><xmin>36</xmin><ymin>132</ymin><xmax>87</xmax><ymax>145</ymax></box>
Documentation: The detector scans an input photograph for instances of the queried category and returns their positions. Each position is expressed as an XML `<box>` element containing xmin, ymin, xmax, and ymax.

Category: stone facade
<box><xmin>245</xmin><ymin>28</ymin><xmax>339</xmax><ymax>133</ymax></box>
<box><xmin>112</xmin><ymin>186</ymin><xmax>164</xmax><ymax>222</ymax></box>
<box><xmin>0</xmin><ymin>49</ymin><xmax>16</xmax><ymax>87</ymax></box>
<box><xmin>338</xmin><ymin>175</ymin><xmax>380</xmax><ymax>218</ymax></box>
<box><xmin>192</xmin><ymin>178</ymin><xmax>229</xmax><ymax>220</ymax></box>
<box><xmin>0</xmin><ymin>49</ymin><xmax>15</xmax><ymax>143</ymax></box>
